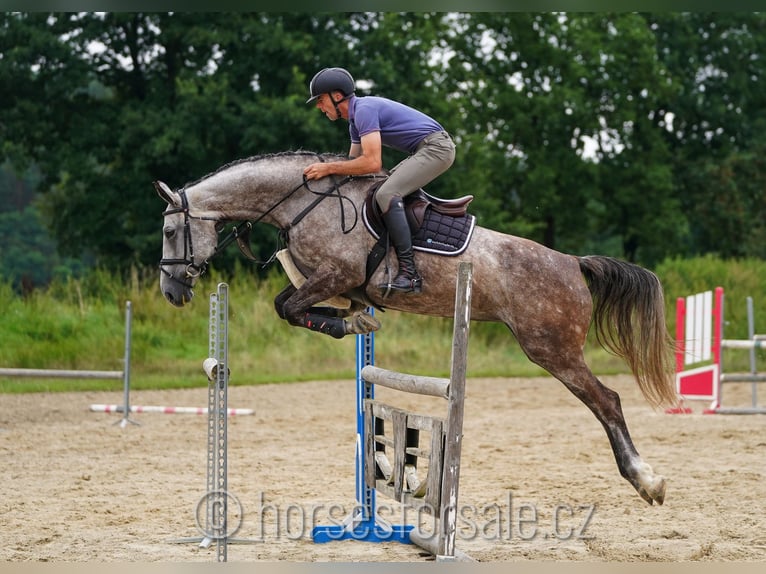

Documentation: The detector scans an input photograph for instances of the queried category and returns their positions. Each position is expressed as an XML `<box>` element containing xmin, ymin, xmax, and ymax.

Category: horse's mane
<box><xmin>181</xmin><ymin>150</ymin><xmax>347</xmax><ymax>189</ymax></box>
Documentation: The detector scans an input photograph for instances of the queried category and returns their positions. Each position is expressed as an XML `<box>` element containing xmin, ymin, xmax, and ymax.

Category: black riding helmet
<box><xmin>306</xmin><ymin>67</ymin><xmax>355</xmax><ymax>104</ymax></box>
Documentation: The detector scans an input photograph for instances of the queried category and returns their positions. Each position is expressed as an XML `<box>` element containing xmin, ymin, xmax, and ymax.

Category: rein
<box><xmin>159</xmin><ymin>164</ymin><xmax>384</xmax><ymax>288</ymax></box>
<box><xmin>294</xmin><ymin>174</ymin><xmax>356</xmax><ymax>234</ymax></box>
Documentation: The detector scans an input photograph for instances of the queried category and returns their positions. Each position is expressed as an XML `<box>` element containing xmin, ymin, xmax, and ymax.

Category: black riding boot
<box><xmin>379</xmin><ymin>197</ymin><xmax>422</xmax><ymax>294</ymax></box>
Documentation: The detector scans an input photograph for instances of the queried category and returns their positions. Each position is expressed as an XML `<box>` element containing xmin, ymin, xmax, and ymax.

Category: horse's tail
<box><xmin>578</xmin><ymin>255</ymin><xmax>677</xmax><ymax>408</ymax></box>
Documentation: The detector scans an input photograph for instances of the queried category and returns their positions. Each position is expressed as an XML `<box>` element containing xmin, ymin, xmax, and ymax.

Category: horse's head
<box><xmin>155</xmin><ymin>180</ymin><xmax>221</xmax><ymax>307</ymax></box>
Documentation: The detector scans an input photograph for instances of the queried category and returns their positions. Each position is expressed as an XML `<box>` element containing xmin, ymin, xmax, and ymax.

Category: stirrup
<box><xmin>378</xmin><ymin>275</ymin><xmax>423</xmax><ymax>294</ymax></box>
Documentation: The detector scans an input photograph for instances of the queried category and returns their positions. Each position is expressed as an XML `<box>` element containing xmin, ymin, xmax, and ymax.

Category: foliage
<box><xmin>658</xmin><ymin>254</ymin><xmax>766</xmax><ymax>337</ymax></box>
<box><xmin>0</xmin><ymin>262</ymin><xmax>601</xmax><ymax>393</ymax></box>
<box><xmin>0</xmin><ymin>206</ymin><xmax>90</xmax><ymax>290</ymax></box>
<box><xmin>2</xmin><ymin>256</ymin><xmax>765</xmax><ymax>394</ymax></box>
<box><xmin>2</xmin><ymin>12</ymin><xmax>766</xmax><ymax>292</ymax></box>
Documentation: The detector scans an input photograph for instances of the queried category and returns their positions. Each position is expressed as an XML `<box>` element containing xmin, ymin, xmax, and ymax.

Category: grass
<box><xmin>2</xmin><ymin>255</ymin><xmax>765</xmax><ymax>393</ymax></box>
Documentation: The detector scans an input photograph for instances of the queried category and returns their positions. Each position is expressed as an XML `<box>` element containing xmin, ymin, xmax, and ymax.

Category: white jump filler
<box><xmin>669</xmin><ymin>286</ymin><xmax>766</xmax><ymax>414</ymax></box>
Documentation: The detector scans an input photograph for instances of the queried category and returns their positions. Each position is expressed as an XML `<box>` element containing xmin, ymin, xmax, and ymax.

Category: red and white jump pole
<box><xmin>89</xmin><ymin>404</ymin><xmax>254</xmax><ymax>416</ymax></box>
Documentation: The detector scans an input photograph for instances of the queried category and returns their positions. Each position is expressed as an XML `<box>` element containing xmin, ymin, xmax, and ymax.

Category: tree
<box><xmin>421</xmin><ymin>13</ymin><xmax>684</xmax><ymax>263</ymax></box>
<box><xmin>649</xmin><ymin>12</ymin><xmax>766</xmax><ymax>258</ymax></box>
<box><xmin>3</xmin><ymin>11</ymin><xmax>766</xmax><ymax>285</ymax></box>
<box><xmin>0</xmin><ymin>13</ymin><xmax>358</xmax><ymax>273</ymax></box>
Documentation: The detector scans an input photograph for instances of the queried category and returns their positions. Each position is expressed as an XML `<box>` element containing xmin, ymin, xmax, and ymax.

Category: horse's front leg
<box><xmin>278</xmin><ymin>267</ymin><xmax>379</xmax><ymax>338</ymax></box>
<box><xmin>274</xmin><ymin>284</ymin><xmax>297</xmax><ymax>320</ymax></box>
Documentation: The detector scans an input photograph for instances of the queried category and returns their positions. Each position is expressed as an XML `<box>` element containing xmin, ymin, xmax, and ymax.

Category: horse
<box><xmin>155</xmin><ymin>150</ymin><xmax>677</xmax><ymax>506</ymax></box>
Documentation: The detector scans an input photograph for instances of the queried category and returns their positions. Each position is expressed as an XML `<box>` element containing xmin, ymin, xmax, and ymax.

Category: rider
<box><xmin>303</xmin><ymin>67</ymin><xmax>456</xmax><ymax>294</ymax></box>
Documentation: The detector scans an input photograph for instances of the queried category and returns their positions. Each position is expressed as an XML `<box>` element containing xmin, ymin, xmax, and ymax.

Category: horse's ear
<box><xmin>154</xmin><ymin>180</ymin><xmax>179</xmax><ymax>206</ymax></box>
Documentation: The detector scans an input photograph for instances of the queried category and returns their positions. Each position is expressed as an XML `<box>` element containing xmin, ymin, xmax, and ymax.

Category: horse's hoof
<box><xmin>638</xmin><ymin>476</ymin><xmax>666</xmax><ymax>505</ymax></box>
<box><xmin>344</xmin><ymin>312</ymin><xmax>382</xmax><ymax>335</ymax></box>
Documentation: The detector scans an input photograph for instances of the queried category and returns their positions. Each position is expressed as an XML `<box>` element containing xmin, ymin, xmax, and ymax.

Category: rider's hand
<box><xmin>303</xmin><ymin>163</ymin><xmax>330</xmax><ymax>180</ymax></box>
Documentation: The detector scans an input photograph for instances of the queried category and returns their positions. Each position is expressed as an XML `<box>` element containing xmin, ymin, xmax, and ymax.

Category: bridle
<box><xmin>158</xmin><ymin>165</ymin><xmax>381</xmax><ymax>290</ymax></box>
<box><xmin>158</xmin><ymin>189</ymin><xmax>227</xmax><ymax>289</ymax></box>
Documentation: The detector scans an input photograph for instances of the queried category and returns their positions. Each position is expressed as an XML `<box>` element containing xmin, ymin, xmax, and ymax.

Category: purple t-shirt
<box><xmin>348</xmin><ymin>95</ymin><xmax>445</xmax><ymax>154</ymax></box>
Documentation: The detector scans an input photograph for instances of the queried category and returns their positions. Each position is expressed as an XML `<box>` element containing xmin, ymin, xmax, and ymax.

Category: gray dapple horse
<box><xmin>156</xmin><ymin>151</ymin><xmax>677</xmax><ymax>505</ymax></box>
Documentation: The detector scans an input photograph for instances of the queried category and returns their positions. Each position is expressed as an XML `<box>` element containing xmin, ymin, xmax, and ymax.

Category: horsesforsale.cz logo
<box><xmin>195</xmin><ymin>490</ymin><xmax>244</xmax><ymax>540</ymax></box>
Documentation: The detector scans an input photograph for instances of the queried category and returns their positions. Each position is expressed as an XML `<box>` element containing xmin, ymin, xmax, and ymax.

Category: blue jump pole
<box><xmin>312</xmin><ymin>310</ymin><xmax>413</xmax><ymax>544</ymax></box>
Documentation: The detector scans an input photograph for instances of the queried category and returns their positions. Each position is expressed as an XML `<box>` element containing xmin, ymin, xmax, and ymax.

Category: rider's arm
<box><xmin>304</xmin><ymin>131</ymin><xmax>382</xmax><ymax>180</ymax></box>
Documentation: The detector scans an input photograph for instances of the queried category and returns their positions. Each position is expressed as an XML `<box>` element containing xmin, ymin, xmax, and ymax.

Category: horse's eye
<box><xmin>164</xmin><ymin>226</ymin><xmax>175</xmax><ymax>239</ymax></box>
<box><xmin>215</xmin><ymin>222</ymin><xmax>225</xmax><ymax>233</ymax></box>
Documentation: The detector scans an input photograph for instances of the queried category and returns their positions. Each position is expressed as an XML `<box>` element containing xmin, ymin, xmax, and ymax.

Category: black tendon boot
<box><xmin>378</xmin><ymin>197</ymin><xmax>423</xmax><ymax>294</ymax></box>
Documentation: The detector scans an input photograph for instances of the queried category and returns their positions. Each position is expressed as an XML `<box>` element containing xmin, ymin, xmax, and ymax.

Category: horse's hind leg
<box><xmin>558</xmin><ymin>363</ymin><xmax>665</xmax><ymax>505</ymax></box>
<box><xmin>518</xmin><ymin>328</ymin><xmax>666</xmax><ymax>505</ymax></box>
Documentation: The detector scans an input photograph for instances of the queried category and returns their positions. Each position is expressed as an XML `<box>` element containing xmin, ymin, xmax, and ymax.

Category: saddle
<box><xmin>361</xmin><ymin>180</ymin><xmax>477</xmax><ymax>288</ymax></box>
<box><xmin>363</xmin><ymin>179</ymin><xmax>474</xmax><ymax>239</ymax></box>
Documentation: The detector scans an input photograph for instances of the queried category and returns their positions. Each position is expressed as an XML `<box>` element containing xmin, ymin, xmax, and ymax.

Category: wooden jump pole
<box><xmin>0</xmin><ymin>369</ymin><xmax>123</xmax><ymax>379</ymax></box>
<box><xmin>404</xmin><ymin>260</ymin><xmax>472</xmax><ymax>561</ymax></box>
<box><xmin>360</xmin><ymin>366</ymin><xmax>450</xmax><ymax>399</ymax></box>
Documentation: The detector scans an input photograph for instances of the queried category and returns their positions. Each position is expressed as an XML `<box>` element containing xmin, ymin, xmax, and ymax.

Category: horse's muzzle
<box><xmin>159</xmin><ymin>263</ymin><xmax>197</xmax><ymax>307</ymax></box>
<box><xmin>163</xmin><ymin>288</ymin><xmax>194</xmax><ymax>307</ymax></box>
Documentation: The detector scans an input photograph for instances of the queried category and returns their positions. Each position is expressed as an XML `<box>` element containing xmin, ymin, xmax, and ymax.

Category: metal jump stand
<box><xmin>117</xmin><ymin>301</ymin><xmax>139</xmax><ymax>428</ymax></box>
<box><xmin>169</xmin><ymin>283</ymin><xmax>256</xmax><ymax>561</ymax></box>
<box><xmin>206</xmin><ymin>282</ymin><xmax>230</xmax><ymax>561</ymax></box>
